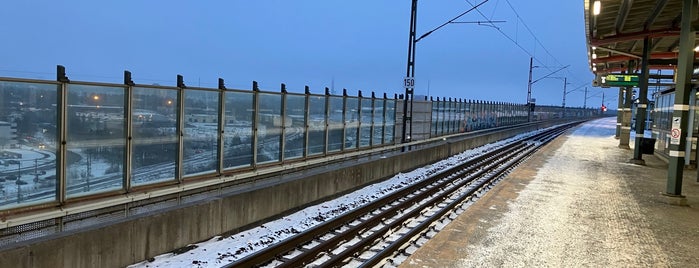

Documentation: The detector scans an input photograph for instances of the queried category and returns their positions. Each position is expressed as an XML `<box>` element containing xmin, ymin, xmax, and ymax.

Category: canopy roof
<box><xmin>584</xmin><ymin>0</ymin><xmax>699</xmax><ymax>75</ymax></box>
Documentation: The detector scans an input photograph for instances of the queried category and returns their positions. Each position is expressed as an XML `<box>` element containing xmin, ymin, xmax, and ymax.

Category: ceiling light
<box><xmin>592</xmin><ymin>46</ymin><xmax>597</xmax><ymax>50</ymax></box>
<box><xmin>593</xmin><ymin>66</ymin><xmax>597</xmax><ymax>72</ymax></box>
<box><xmin>592</xmin><ymin>53</ymin><xmax>597</xmax><ymax>59</ymax></box>
<box><xmin>593</xmin><ymin>1</ymin><xmax>601</xmax><ymax>16</ymax></box>
<box><xmin>695</xmin><ymin>45</ymin><xmax>699</xmax><ymax>52</ymax></box>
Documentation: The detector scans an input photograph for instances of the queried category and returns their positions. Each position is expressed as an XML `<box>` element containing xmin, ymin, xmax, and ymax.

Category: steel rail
<box><xmin>224</xmin><ymin>122</ymin><xmax>579</xmax><ymax>267</ymax></box>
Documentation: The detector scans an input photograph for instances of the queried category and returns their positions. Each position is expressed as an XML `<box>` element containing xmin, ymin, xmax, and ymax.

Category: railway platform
<box><xmin>400</xmin><ymin>117</ymin><xmax>699</xmax><ymax>267</ymax></box>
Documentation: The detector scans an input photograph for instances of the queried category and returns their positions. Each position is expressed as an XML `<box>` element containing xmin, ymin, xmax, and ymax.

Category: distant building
<box><xmin>0</xmin><ymin>121</ymin><xmax>17</xmax><ymax>149</ymax></box>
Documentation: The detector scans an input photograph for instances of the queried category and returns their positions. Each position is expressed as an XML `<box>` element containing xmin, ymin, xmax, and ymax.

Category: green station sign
<box><xmin>602</xmin><ymin>74</ymin><xmax>639</xmax><ymax>87</ymax></box>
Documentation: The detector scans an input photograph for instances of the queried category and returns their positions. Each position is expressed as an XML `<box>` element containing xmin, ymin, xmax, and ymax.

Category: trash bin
<box><xmin>640</xmin><ymin>138</ymin><xmax>656</xmax><ymax>154</ymax></box>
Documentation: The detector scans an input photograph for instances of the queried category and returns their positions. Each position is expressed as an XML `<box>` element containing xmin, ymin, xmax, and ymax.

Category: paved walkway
<box><xmin>400</xmin><ymin>117</ymin><xmax>699</xmax><ymax>268</ymax></box>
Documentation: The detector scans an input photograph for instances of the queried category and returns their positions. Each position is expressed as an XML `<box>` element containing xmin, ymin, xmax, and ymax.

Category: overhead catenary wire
<box><xmin>464</xmin><ymin>0</ymin><xmax>589</xmax><ymax>88</ymax></box>
<box><xmin>416</xmin><ymin>0</ymin><xmax>490</xmax><ymax>43</ymax></box>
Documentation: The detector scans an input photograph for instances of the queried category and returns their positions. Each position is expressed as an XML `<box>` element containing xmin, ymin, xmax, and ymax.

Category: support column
<box><xmin>631</xmin><ymin>37</ymin><xmax>651</xmax><ymax>164</ymax></box>
<box><xmin>665</xmin><ymin>0</ymin><xmax>695</xmax><ymax>203</ymax></box>
<box><xmin>619</xmin><ymin>86</ymin><xmax>632</xmax><ymax>148</ymax></box>
<box><xmin>616</xmin><ymin>88</ymin><xmax>623</xmax><ymax>139</ymax></box>
<box><xmin>401</xmin><ymin>0</ymin><xmax>418</xmax><ymax>151</ymax></box>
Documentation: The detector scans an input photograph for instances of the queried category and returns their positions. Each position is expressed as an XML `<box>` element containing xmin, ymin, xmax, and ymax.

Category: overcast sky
<box><xmin>0</xmin><ymin>0</ymin><xmax>607</xmax><ymax>107</ymax></box>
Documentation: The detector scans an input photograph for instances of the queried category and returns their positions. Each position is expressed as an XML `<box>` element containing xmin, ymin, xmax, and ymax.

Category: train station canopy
<box><xmin>584</xmin><ymin>0</ymin><xmax>699</xmax><ymax>75</ymax></box>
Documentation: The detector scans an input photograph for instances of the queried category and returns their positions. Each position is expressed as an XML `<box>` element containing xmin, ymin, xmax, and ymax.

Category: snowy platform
<box><xmin>401</xmin><ymin>117</ymin><xmax>699</xmax><ymax>267</ymax></box>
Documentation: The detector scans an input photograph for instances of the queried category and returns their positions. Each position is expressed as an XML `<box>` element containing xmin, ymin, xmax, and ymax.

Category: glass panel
<box><xmin>307</xmin><ymin>95</ymin><xmax>326</xmax><ymax>155</ymax></box>
<box><xmin>0</xmin><ymin>81</ymin><xmax>58</xmax><ymax>208</ymax></box>
<box><xmin>284</xmin><ymin>94</ymin><xmax>306</xmax><ymax>160</ymax></box>
<box><xmin>257</xmin><ymin>93</ymin><xmax>282</xmax><ymax>163</ymax></box>
<box><xmin>447</xmin><ymin>101</ymin><xmax>452</xmax><ymax>133</ymax></box>
<box><xmin>473</xmin><ymin>102</ymin><xmax>483</xmax><ymax>130</ymax></box>
<box><xmin>457</xmin><ymin>101</ymin><xmax>466</xmax><ymax>133</ymax></box>
<box><xmin>327</xmin><ymin>96</ymin><xmax>344</xmax><ymax>152</ymax></box>
<box><xmin>448</xmin><ymin>101</ymin><xmax>455</xmax><ymax>133</ymax></box>
<box><xmin>488</xmin><ymin>103</ymin><xmax>495</xmax><ymax>128</ymax></box>
<box><xmin>431</xmin><ymin>101</ymin><xmax>438</xmax><ymax>136</ymax></box>
<box><xmin>66</xmin><ymin>84</ymin><xmax>125</xmax><ymax>197</ymax></box>
<box><xmin>438</xmin><ymin>101</ymin><xmax>445</xmax><ymax>135</ymax></box>
<box><xmin>455</xmin><ymin>102</ymin><xmax>461</xmax><ymax>132</ymax></box>
<box><xmin>458</xmin><ymin>101</ymin><xmax>468</xmax><ymax>133</ymax></box>
<box><xmin>372</xmin><ymin>100</ymin><xmax>384</xmax><ymax>145</ymax></box>
<box><xmin>223</xmin><ymin>91</ymin><xmax>253</xmax><ymax>169</ymax></box>
<box><xmin>445</xmin><ymin>101</ymin><xmax>451</xmax><ymax>134</ymax></box>
<box><xmin>131</xmin><ymin>87</ymin><xmax>178</xmax><ymax>186</ymax></box>
<box><xmin>385</xmin><ymin>100</ymin><xmax>395</xmax><ymax>144</ymax></box>
<box><xmin>183</xmin><ymin>89</ymin><xmax>219</xmax><ymax>177</ymax></box>
<box><xmin>447</xmin><ymin>101</ymin><xmax>453</xmax><ymax>133</ymax></box>
<box><xmin>441</xmin><ymin>100</ymin><xmax>447</xmax><ymax>134</ymax></box>
<box><xmin>344</xmin><ymin>97</ymin><xmax>359</xmax><ymax>150</ymax></box>
<box><xmin>359</xmin><ymin>98</ymin><xmax>372</xmax><ymax>147</ymax></box>
<box><xmin>465</xmin><ymin>102</ymin><xmax>473</xmax><ymax>132</ymax></box>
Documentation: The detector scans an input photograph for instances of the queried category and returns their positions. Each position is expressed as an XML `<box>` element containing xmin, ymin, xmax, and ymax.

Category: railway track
<box><xmin>224</xmin><ymin>122</ymin><xmax>578</xmax><ymax>267</ymax></box>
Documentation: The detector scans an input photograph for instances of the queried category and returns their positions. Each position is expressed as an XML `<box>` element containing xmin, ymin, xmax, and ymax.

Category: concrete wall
<box><xmin>0</xmin><ymin>122</ymin><xmax>555</xmax><ymax>268</ymax></box>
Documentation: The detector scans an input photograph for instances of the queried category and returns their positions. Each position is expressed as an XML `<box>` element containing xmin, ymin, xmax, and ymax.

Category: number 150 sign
<box><xmin>404</xmin><ymin>77</ymin><xmax>415</xmax><ymax>89</ymax></box>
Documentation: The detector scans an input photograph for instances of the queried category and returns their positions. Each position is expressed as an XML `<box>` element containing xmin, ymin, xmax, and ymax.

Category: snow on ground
<box><xmin>0</xmin><ymin>146</ymin><xmax>56</xmax><ymax>201</ymax></box>
<box><xmin>456</xmin><ymin>117</ymin><xmax>670</xmax><ymax>267</ymax></box>
<box><xmin>128</xmin><ymin>127</ymin><xmax>553</xmax><ymax>268</ymax></box>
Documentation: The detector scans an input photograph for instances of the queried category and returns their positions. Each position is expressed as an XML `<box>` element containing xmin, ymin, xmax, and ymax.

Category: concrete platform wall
<box><xmin>0</xmin><ymin>122</ymin><xmax>555</xmax><ymax>268</ymax></box>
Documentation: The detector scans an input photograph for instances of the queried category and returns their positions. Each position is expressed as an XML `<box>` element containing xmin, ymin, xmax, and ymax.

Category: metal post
<box><xmin>631</xmin><ymin>37</ymin><xmax>651</xmax><ymax>164</ymax></box>
<box><xmin>527</xmin><ymin>57</ymin><xmax>533</xmax><ymax>122</ymax></box>
<box><xmin>33</xmin><ymin>159</ymin><xmax>38</xmax><ymax>183</ymax></box>
<box><xmin>370</xmin><ymin>92</ymin><xmax>376</xmax><ymax>147</ymax></box>
<box><xmin>402</xmin><ymin>0</ymin><xmax>418</xmax><ymax>149</ymax></box>
<box><xmin>342</xmin><ymin>89</ymin><xmax>348</xmax><ymax>151</ymax></box>
<box><xmin>175</xmin><ymin>75</ymin><xmax>186</xmax><ymax>181</ymax></box>
<box><xmin>16</xmin><ymin>162</ymin><xmax>21</xmax><ymax>202</ymax></box>
<box><xmin>685</xmin><ymin>88</ymin><xmax>696</xmax><ymax>166</ymax></box>
<box><xmin>324</xmin><ymin>87</ymin><xmax>330</xmax><ymax>155</ymax></box>
<box><xmin>303</xmin><ymin>86</ymin><xmax>310</xmax><ymax>158</ymax></box>
<box><xmin>666</xmin><ymin>0</ymin><xmax>696</xmax><ymax>199</ymax></box>
<box><xmin>124</xmin><ymin>71</ymin><xmax>135</xmax><ymax>190</ymax></box>
<box><xmin>251</xmin><ymin>81</ymin><xmax>260</xmax><ymax>167</ymax></box>
<box><xmin>280</xmin><ymin>83</ymin><xmax>287</xmax><ymax>161</ymax></box>
<box><xmin>56</xmin><ymin>65</ymin><xmax>69</xmax><ymax>204</ymax></box>
<box><xmin>562</xmin><ymin>77</ymin><xmax>567</xmax><ymax>118</ymax></box>
<box><xmin>217</xmin><ymin>78</ymin><xmax>226</xmax><ymax>174</ymax></box>
<box><xmin>382</xmin><ymin>93</ymin><xmax>387</xmax><ymax>144</ymax></box>
<box><xmin>620</xmin><ymin>86</ymin><xmax>632</xmax><ymax>148</ymax></box>
<box><xmin>616</xmin><ymin>87</ymin><xmax>623</xmax><ymax>138</ymax></box>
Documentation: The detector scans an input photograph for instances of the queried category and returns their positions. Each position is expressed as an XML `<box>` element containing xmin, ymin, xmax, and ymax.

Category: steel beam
<box><xmin>631</xmin><ymin>37</ymin><xmax>651</xmax><ymax>164</ymax></box>
<box><xmin>590</xmin><ymin>28</ymin><xmax>680</xmax><ymax>46</ymax></box>
<box><xmin>615</xmin><ymin>0</ymin><xmax>633</xmax><ymax>34</ymax></box>
<box><xmin>666</xmin><ymin>0</ymin><xmax>696</xmax><ymax>197</ymax></box>
<box><xmin>643</xmin><ymin>0</ymin><xmax>669</xmax><ymax>30</ymax></box>
<box><xmin>616</xmin><ymin>88</ymin><xmax>623</xmax><ymax>139</ymax></box>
